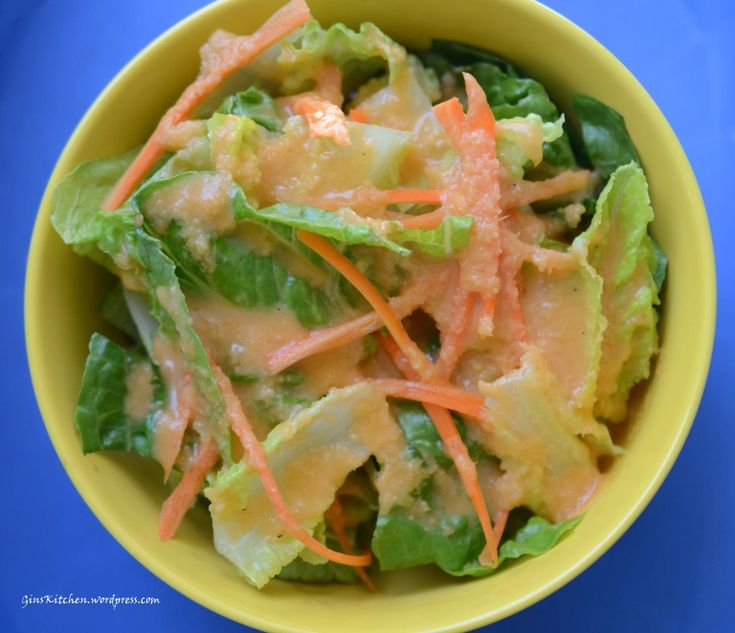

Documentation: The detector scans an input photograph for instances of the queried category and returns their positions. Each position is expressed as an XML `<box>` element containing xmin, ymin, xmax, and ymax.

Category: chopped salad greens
<box><xmin>51</xmin><ymin>0</ymin><xmax>664</xmax><ymax>590</ymax></box>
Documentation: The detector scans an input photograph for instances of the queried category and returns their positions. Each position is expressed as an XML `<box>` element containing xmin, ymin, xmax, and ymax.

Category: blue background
<box><xmin>1</xmin><ymin>0</ymin><xmax>732</xmax><ymax>631</ymax></box>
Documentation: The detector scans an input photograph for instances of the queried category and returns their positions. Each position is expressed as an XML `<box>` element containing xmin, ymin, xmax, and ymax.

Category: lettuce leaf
<box><xmin>572</xmin><ymin>162</ymin><xmax>660</xmax><ymax>422</ymax></box>
<box><xmin>99</xmin><ymin>284</ymin><xmax>138</xmax><ymax>340</ymax></box>
<box><xmin>205</xmin><ymin>384</ymin><xmax>393</xmax><ymax>588</ymax></box>
<box><xmin>521</xmin><ymin>257</ymin><xmax>605</xmax><ymax>411</ymax></box>
<box><xmin>572</xmin><ymin>94</ymin><xmax>640</xmax><ymax>179</ymax></box>
<box><xmin>75</xmin><ymin>333</ymin><xmax>163</xmax><ymax>458</ymax></box>
<box><xmin>235</xmin><ymin>200</ymin><xmax>412</xmax><ymax>255</ymax></box>
<box><xmin>373</xmin><ymin>510</ymin><xmax>484</xmax><ymax>572</ymax></box>
<box><xmin>277</xmin><ymin>551</ymin><xmax>358</xmax><ymax>583</ymax></box>
<box><xmin>449</xmin><ymin>515</ymin><xmax>582</xmax><ymax>577</ymax></box>
<box><xmin>278</xmin><ymin>20</ymin><xmax>407</xmax><ymax>94</ymax></box>
<box><xmin>496</xmin><ymin>113</ymin><xmax>566</xmax><ymax>179</ymax></box>
<box><xmin>477</xmin><ymin>347</ymin><xmax>604</xmax><ymax>520</ymax></box>
<box><xmin>132</xmin><ymin>172</ymin><xmax>339</xmax><ymax>327</ymax></box>
<box><xmin>417</xmin><ymin>40</ymin><xmax>576</xmax><ymax>168</ymax></box>
<box><xmin>374</xmin><ymin>507</ymin><xmax>580</xmax><ymax>576</ymax></box>
<box><xmin>51</xmin><ymin>156</ymin><xmax>232</xmax><ymax>460</ymax></box>
<box><xmin>216</xmin><ymin>86</ymin><xmax>282</xmax><ymax>132</ymax></box>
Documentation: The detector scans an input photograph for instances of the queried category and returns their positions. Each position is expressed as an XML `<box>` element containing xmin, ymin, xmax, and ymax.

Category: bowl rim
<box><xmin>25</xmin><ymin>0</ymin><xmax>717</xmax><ymax>631</ymax></box>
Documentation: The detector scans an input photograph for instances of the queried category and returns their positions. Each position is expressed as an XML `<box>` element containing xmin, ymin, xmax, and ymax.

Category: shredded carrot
<box><xmin>433</xmin><ymin>97</ymin><xmax>466</xmax><ymax>146</ymax></box>
<box><xmin>435</xmin><ymin>276</ymin><xmax>474</xmax><ymax>379</ymax></box>
<box><xmin>500</xmin><ymin>170</ymin><xmax>591</xmax><ymax>209</ymax></box>
<box><xmin>433</xmin><ymin>75</ymin><xmax>503</xmax><ymax>338</ymax></box>
<box><xmin>157</xmin><ymin>373</ymin><xmax>194</xmax><ymax>482</ymax></box>
<box><xmin>396</xmin><ymin>208</ymin><xmax>447</xmax><ymax>229</ymax></box>
<box><xmin>347</xmin><ymin>106</ymin><xmax>369</xmax><ymax>123</ymax></box>
<box><xmin>376</xmin><ymin>332</ymin><xmax>416</xmax><ymax>379</ymax></box>
<box><xmin>159</xmin><ymin>435</ymin><xmax>219</xmax><ymax>541</ymax></box>
<box><xmin>325</xmin><ymin>499</ymin><xmax>376</xmax><ymax>591</ymax></box>
<box><xmin>213</xmin><ymin>362</ymin><xmax>371</xmax><ymax>567</ymax></box>
<box><xmin>375</xmin><ymin>334</ymin><xmax>498</xmax><ymax>566</ymax></box>
<box><xmin>425</xmin><ymin>406</ymin><xmax>497</xmax><ymax>565</ymax></box>
<box><xmin>267</xmin><ymin>278</ymin><xmax>430</xmax><ymax>374</ymax></box>
<box><xmin>292</xmin><ymin>93</ymin><xmax>351</xmax><ymax>146</ymax></box>
<box><xmin>380</xmin><ymin>188</ymin><xmax>443</xmax><ymax>206</ymax></box>
<box><xmin>103</xmin><ymin>0</ymin><xmax>312</xmax><ymax>210</ymax></box>
<box><xmin>498</xmin><ymin>248</ymin><xmax>528</xmax><ymax>344</ymax></box>
<box><xmin>370</xmin><ymin>378</ymin><xmax>486</xmax><ymax>419</ymax></box>
<box><xmin>297</xmin><ymin>230</ymin><xmax>435</xmax><ymax>378</ymax></box>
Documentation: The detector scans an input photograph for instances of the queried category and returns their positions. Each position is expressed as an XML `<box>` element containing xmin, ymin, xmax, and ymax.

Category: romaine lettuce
<box><xmin>75</xmin><ymin>333</ymin><xmax>163</xmax><ymax>458</ymax></box>
<box><xmin>572</xmin><ymin>162</ymin><xmax>660</xmax><ymax>422</ymax></box>
<box><xmin>572</xmin><ymin>94</ymin><xmax>640</xmax><ymax>179</ymax></box>
<box><xmin>205</xmin><ymin>384</ymin><xmax>394</xmax><ymax>588</ymax></box>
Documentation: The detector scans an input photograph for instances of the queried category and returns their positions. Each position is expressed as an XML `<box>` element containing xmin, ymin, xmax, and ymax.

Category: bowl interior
<box><xmin>25</xmin><ymin>0</ymin><xmax>715</xmax><ymax>631</ymax></box>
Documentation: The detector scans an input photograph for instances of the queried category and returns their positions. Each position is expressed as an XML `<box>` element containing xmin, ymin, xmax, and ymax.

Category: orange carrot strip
<box><xmin>297</xmin><ymin>230</ymin><xmax>434</xmax><ymax>378</ymax></box>
<box><xmin>396</xmin><ymin>208</ymin><xmax>447</xmax><ymax>229</ymax></box>
<box><xmin>463</xmin><ymin>71</ymin><xmax>495</xmax><ymax>136</ymax></box>
<box><xmin>213</xmin><ymin>362</ymin><xmax>372</xmax><ymax>567</ymax></box>
<box><xmin>266</xmin><ymin>278</ymin><xmax>429</xmax><ymax>374</ymax></box>
<box><xmin>380</xmin><ymin>188</ymin><xmax>443</xmax><ymax>206</ymax></box>
<box><xmin>347</xmin><ymin>107</ymin><xmax>369</xmax><ymax>123</ymax></box>
<box><xmin>425</xmin><ymin>405</ymin><xmax>497</xmax><ymax>565</ymax></box>
<box><xmin>375</xmin><ymin>334</ymin><xmax>498</xmax><ymax>565</ymax></box>
<box><xmin>500</xmin><ymin>170</ymin><xmax>591</xmax><ymax>209</ymax></box>
<box><xmin>435</xmin><ymin>288</ymin><xmax>475</xmax><ymax>379</ymax></box>
<box><xmin>370</xmin><ymin>378</ymin><xmax>486</xmax><ymax>418</ymax></box>
<box><xmin>433</xmin><ymin>97</ymin><xmax>466</xmax><ymax>146</ymax></box>
<box><xmin>325</xmin><ymin>499</ymin><xmax>376</xmax><ymax>591</ymax></box>
<box><xmin>103</xmin><ymin>0</ymin><xmax>312</xmax><ymax>210</ymax></box>
<box><xmin>433</xmin><ymin>76</ymin><xmax>503</xmax><ymax>338</ymax></box>
<box><xmin>376</xmin><ymin>332</ymin><xmax>417</xmax><ymax>379</ymax></box>
<box><xmin>159</xmin><ymin>435</ymin><xmax>219</xmax><ymax>540</ymax></box>
<box><xmin>292</xmin><ymin>93</ymin><xmax>351</xmax><ymax>146</ymax></box>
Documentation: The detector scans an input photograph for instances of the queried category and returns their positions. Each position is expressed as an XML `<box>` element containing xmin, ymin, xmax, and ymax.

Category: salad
<box><xmin>51</xmin><ymin>0</ymin><xmax>665</xmax><ymax>589</ymax></box>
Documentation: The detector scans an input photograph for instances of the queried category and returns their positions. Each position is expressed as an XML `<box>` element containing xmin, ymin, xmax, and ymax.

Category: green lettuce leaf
<box><xmin>572</xmin><ymin>162</ymin><xmax>660</xmax><ymax>422</ymax></box>
<box><xmin>496</xmin><ymin>113</ymin><xmax>566</xmax><ymax>179</ymax></box>
<box><xmin>373</xmin><ymin>510</ymin><xmax>484</xmax><ymax>572</ymax></box>
<box><xmin>205</xmin><ymin>384</ymin><xmax>394</xmax><ymax>588</ymax></box>
<box><xmin>389</xmin><ymin>215</ymin><xmax>473</xmax><ymax>258</ymax></box>
<box><xmin>75</xmin><ymin>333</ymin><xmax>163</xmax><ymax>457</ymax></box>
<box><xmin>235</xmin><ymin>200</ymin><xmax>411</xmax><ymax>255</ymax></box>
<box><xmin>650</xmin><ymin>236</ymin><xmax>668</xmax><ymax>294</ymax></box>
<box><xmin>51</xmin><ymin>157</ymin><xmax>232</xmax><ymax>460</ymax></box>
<box><xmin>50</xmin><ymin>148</ymin><xmax>138</xmax><ymax>265</ymax></box>
<box><xmin>477</xmin><ymin>347</ymin><xmax>604</xmax><ymax>519</ymax></box>
<box><xmin>277</xmin><ymin>551</ymin><xmax>358</xmax><ymax>583</ymax></box>
<box><xmin>572</xmin><ymin>94</ymin><xmax>640</xmax><ymax>179</ymax></box>
<box><xmin>278</xmin><ymin>20</ymin><xmax>407</xmax><ymax>94</ymax></box>
<box><xmin>99</xmin><ymin>284</ymin><xmax>138</xmax><ymax>340</ymax></box>
<box><xmin>417</xmin><ymin>40</ymin><xmax>576</xmax><ymax>168</ymax></box>
<box><xmin>216</xmin><ymin>86</ymin><xmax>282</xmax><ymax>132</ymax></box>
<box><xmin>449</xmin><ymin>515</ymin><xmax>582</xmax><ymax>577</ymax></box>
<box><xmin>132</xmin><ymin>171</ymin><xmax>338</xmax><ymax>327</ymax></box>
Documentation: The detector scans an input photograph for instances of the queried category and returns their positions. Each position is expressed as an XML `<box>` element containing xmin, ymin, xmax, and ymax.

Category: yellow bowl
<box><xmin>25</xmin><ymin>0</ymin><xmax>715</xmax><ymax>630</ymax></box>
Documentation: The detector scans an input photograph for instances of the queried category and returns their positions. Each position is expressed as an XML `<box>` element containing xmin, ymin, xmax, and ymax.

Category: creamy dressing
<box><xmin>521</xmin><ymin>261</ymin><xmax>603</xmax><ymax>410</ymax></box>
<box><xmin>124</xmin><ymin>361</ymin><xmax>155</xmax><ymax>420</ymax></box>
<box><xmin>256</xmin><ymin>117</ymin><xmax>379</xmax><ymax>205</ymax></box>
<box><xmin>145</xmin><ymin>172</ymin><xmax>236</xmax><ymax>271</ymax></box>
<box><xmin>150</xmin><ymin>335</ymin><xmax>194</xmax><ymax>476</ymax></box>
<box><xmin>187</xmin><ymin>293</ymin><xmax>309</xmax><ymax>376</ymax></box>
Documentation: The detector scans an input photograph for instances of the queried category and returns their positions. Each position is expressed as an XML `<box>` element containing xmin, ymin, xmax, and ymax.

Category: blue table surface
<box><xmin>2</xmin><ymin>1</ymin><xmax>733</xmax><ymax>631</ymax></box>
